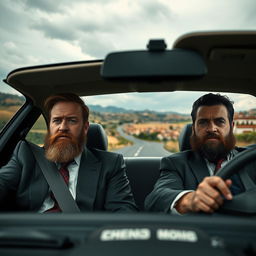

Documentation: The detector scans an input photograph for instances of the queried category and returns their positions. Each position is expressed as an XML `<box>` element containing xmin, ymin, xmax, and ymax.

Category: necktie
<box><xmin>44</xmin><ymin>163</ymin><xmax>70</xmax><ymax>213</ymax></box>
<box><xmin>214</xmin><ymin>158</ymin><xmax>225</xmax><ymax>174</ymax></box>
<box><xmin>59</xmin><ymin>163</ymin><xmax>70</xmax><ymax>186</ymax></box>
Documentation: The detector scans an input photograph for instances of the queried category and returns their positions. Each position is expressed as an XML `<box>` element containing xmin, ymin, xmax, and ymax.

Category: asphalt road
<box><xmin>114</xmin><ymin>126</ymin><xmax>171</xmax><ymax>157</ymax></box>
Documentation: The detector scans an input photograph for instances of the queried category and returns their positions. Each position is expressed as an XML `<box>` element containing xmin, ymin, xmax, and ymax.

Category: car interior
<box><xmin>1</xmin><ymin>31</ymin><xmax>256</xmax><ymax>255</ymax></box>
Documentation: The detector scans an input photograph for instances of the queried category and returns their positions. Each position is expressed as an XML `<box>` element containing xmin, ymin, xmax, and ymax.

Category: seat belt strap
<box><xmin>28</xmin><ymin>142</ymin><xmax>80</xmax><ymax>213</ymax></box>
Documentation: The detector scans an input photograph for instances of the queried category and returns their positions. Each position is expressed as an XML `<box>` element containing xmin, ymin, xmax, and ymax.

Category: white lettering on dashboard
<box><xmin>100</xmin><ymin>228</ymin><xmax>151</xmax><ymax>241</ymax></box>
<box><xmin>156</xmin><ymin>229</ymin><xmax>198</xmax><ymax>242</ymax></box>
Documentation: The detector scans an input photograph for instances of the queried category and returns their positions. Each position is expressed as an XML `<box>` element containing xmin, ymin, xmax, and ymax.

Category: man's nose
<box><xmin>207</xmin><ymin>121</ymin><xmax>217</xmax><ymax>132</ymax></box>
<box><xmin>59</xmin><ymin>120</ymin><xmax>68</xmax><ymax>131</ymax></box>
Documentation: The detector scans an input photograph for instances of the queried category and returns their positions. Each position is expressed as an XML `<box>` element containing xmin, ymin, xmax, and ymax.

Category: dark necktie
<box><xmin>214</xmin><ymin>158</ymin><xmax>244</xmax><ymax>195</ymax></box>
<box><xmin>44</xmin><ymin>163</ymin><xmax>70</xmax><ymax>213</ymax></box>
<box><xmin>214</xmin><ymin>158</ymin><xmax>225</xmax><ymax>174</ymax></box>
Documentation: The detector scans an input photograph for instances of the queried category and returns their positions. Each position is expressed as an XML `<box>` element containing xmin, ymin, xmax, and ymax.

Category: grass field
<box><xmin>0</xmin><ymin>109</ymin><xmax>16</xmax><ymax>121</ymax></box>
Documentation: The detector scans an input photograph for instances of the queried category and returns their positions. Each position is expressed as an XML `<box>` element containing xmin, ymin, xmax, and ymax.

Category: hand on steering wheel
<box><xmin>215</xmin><ymin>145</ymin><xmax>256</xmax><ymax>215</ymax></box>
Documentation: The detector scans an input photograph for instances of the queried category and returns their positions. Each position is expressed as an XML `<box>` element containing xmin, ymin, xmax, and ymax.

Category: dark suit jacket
<box><xmin>0</xmin><ymin>141</ymin><xmax>137</xmax><ymax>212</ymax></box>
<box><xmin>145</xmin><ymin>148</ymin><xmax>256</xmax><ymax>213</ymax></box>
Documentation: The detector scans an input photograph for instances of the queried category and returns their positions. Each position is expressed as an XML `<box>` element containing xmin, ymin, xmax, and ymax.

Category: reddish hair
<box><xmin>44</xmin><ymin>93</ymin><xmax>89</xmax><ymax>122</ymax></box>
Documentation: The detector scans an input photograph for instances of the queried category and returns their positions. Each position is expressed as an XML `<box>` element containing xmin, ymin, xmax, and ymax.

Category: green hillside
<box><xmin>0</xmin><ymin>93</ymin><xmax>25</xmax><ymax>130</ymax></box>
<box><xmin>0</xmin><ymin>91</ymin><xmax>46</xmax><ymax>130</ymax></box>
<box><xmin>0</xmin><ymin>92</ymin><xmax>25</xmax><ymax>106</ymax></box>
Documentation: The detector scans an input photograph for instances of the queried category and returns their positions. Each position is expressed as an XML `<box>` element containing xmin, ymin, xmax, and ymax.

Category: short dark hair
<box><xmin>44</xmin><ymin>93</ymin><xmax>89</xmax><ymax>122</ymax></box>
<box><xmin>191</xmin><ymin>93</ymin><xmax>234</xmax><ymax>124</ymax></box>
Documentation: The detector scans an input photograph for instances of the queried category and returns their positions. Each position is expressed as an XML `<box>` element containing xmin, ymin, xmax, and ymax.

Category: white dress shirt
<box><xmin>38</xmin><ymin>153</ymin><xmax>82</xmax><ymax>213</ymax></box>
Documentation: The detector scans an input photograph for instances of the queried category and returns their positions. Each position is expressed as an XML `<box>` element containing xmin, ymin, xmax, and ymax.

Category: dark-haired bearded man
<box><xmin>0</xmin><ymin>93</ymin><xmax>137</xmax><ymax>212</ymax></box>
<box><xmin>145</xmin><ymin>93</ymin><xmax>256</xmax><ymax>214</ymax></box>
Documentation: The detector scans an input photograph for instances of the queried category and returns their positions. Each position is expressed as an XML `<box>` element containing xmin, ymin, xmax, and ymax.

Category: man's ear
<box><xmin>191</xmin><ymin>124</ymin><xmax>195</xmax><ymax>135</ymax></box>
<box><xmin>84</xmin><ymin>121</ymin><xmax>89</xmax><ymax>134</ymax></box>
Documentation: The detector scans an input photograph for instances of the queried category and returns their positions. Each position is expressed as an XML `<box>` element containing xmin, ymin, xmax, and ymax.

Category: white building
<box><xmin>234</xmin><ymin>115</ymin><xmax>256</xmax><ymax>134</ymax></box>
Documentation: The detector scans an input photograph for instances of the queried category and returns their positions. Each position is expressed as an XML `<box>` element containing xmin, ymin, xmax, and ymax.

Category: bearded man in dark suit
<box><xmin>145</xmin><ymin>93</ymin><xmax>256</xmax><ymax>214</ymax></box>
<box><xmin>0</xmin><ymin>93</ymin><xmax>137</xmax><ymax>212</ymax></box>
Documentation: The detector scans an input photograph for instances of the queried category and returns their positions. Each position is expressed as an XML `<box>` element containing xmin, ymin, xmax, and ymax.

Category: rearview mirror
<box><xmin>101</xmin><ymin>40</ymin><xmax>207</xmax><ymax>79</ymax></box>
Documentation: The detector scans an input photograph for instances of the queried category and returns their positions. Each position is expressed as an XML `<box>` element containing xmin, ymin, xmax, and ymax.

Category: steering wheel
<box><xmin>215</xmin><ymin>145</ymin><xmax>256</xmax><ymax>215</ymax></box>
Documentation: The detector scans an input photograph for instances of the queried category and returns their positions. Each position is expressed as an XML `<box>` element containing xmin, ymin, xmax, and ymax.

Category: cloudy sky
<box><xmin>1</xmin><ymin>0</ymin><xmax>256</xmax><ymax>112</ymax></box>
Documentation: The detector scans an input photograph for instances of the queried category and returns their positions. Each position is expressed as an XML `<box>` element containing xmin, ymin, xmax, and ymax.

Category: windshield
<box><xmin>84</xmin><ymin>91</ymin><xmax>256</xmax><ymax>157</ymax></box>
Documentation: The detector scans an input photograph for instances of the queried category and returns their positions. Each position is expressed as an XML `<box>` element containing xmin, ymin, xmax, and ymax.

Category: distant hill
<box><xmin>89</xmin><ymin>104</ymin><xmax>131</xmax><ymax>113</ymax></box>
<box><xmin>0</xmin><ymin>92</ymin><xmax>187</xmax><ymax>116</ymax></box>
<box><xmin>88</xmin><ymin>104</ymin><xmax>188</xmax><ymax>116</ymax></box>
<box><xmin>0</xmin><ymin>92</ymin><xmax>24</xmax><ymax>106</ymax></box>
<box><xmin>0</xmin><ymin>93</ymin><xmax>190</xmax><ymax>124</ymax></box>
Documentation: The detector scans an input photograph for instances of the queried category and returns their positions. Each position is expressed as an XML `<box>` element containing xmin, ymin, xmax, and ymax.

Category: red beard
<box><xmin>44</xmin><ymin>131</ymin><xmax>86</xmax><ymax>163</ymax></box>
<box><xmin>190</xmin><ymin>130</ymin><xmax>236</xmax><ymax>162</ymax></box>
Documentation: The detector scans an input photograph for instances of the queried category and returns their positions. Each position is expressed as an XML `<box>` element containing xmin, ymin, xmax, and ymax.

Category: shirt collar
<box><xmin>56</xmin><ymin>152</ymin><xmax>82</xmax><ymax>168</ymax></box>
<box><xmin>73</xmin><ymin>153</ymin><xmax>82</xmax><ymax>166</ymax></box>
<box><xmin>204</xmin><ymin>149</ymin><xmax>238</xmax><ymax>174</ymax></box>
<box><xmin>204</xmin><ymin>148</ymin><xmax>237</xmax><ymax>163</ymax></box>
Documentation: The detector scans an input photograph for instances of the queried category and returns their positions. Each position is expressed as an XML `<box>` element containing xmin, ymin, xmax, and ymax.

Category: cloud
<box><xmin>24</xmin><ymin>0</ymin><xmax>177</xmax><ymax>58</ymax></box>
<box><xmin>229</xmin><ymin>93</ymin><xmax>256</xmax><ymax>111</ymax></box>
<box><xmin>0</xmin><ymin>1</ymin><xmax>26</xmax><ymax>33</ymax></box>
<box><xmin>140</xmin><ymin>0</ymin><xmax>174</xmax><ymax>21</ymax></box>
<box><xmin>23</xmin><ymin>0</ymin><xmax>115</xmax><ymax>13</ymax></box>
<box><xmin>1</xmin><ymin>0</ymin><xmax>256</xmax><ymax>104</ymax></box>
<box><xmin>31</xmin><ymin>20</ymin><xmax>77</xmax><ymax>41</ymax></box>
<box><xmin>240</xmin><ymin>0</ymin><xmax>256</xmax><ymax>26</ymax></box>
<box><xmin>23</xmin><ymin>0</ymin><xmax>97</xmax><ymax>13</ymax></box>
<box><xmin>24</xmin><ymin>0</ymin><xmax>64</xmax><ymax>13</ymax></box>
<box><xmin>3</xmin><ymin>0</ymin><xmax>255</xmax><ymax>67</ymax></box>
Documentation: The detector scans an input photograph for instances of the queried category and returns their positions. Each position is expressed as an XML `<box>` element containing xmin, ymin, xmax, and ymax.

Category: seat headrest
<box><xmin>178</xmin><ymin>123</ymin><xmax>192</xmax><ymax>151</ymax></box>
<box><xmin>86</xmin><ymin>123</ymin><xmax>108</xmax><ymax>151</ymax></box>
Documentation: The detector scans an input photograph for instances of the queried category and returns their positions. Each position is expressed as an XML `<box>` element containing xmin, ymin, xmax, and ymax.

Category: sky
<box><xmin>1</xmin><ymin>0</ymin><xmax>256</xmax><ymax>113</ymax></box>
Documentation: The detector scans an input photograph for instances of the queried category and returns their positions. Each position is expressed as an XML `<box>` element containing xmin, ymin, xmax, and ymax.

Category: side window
<box><xmin>0</xmin><ymin>83</ymin><xmax>47</xmax><ymax>146</ymax></box>
<box><xmin>0</xmin><ymin>87</ymin><xmax>25</xmax><ymax>132</ymax></box>
<box><xmin>26</xmin><ymin>115</ymin><xmax>47</xmax><ymax>146</ymax></box>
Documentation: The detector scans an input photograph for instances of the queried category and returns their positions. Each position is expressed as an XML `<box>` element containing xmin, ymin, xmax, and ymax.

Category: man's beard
<box><xmin>190</xmin><ymin>130</ymin><xmax>236</xmax><ymax>162</ymax></box>
<box><xmin>44</xmin><ymin>130</ymin><xmax>86</xmax><ymax>163</ymax></box>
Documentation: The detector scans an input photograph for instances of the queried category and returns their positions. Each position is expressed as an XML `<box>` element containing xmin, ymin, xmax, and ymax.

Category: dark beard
<box><xmin>44</xmin><ymin>130</ymin><xmax>86</xmax><ymax>163</ymax></box>
<box><xmin>190</xmin><ymin>130</ymin><xmax>236</xmax><ymax>162</ymax></box>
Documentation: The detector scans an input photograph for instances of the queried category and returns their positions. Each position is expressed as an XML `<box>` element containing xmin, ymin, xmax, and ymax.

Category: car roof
<box><xmin>4</xmin><ymin>30</ymin><xmax>256</xmax><ymax>109</ymax></box>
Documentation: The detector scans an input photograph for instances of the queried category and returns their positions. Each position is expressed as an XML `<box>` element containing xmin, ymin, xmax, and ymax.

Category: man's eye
<box><xmin>198</xmin><ymin>120</ymin><xmax>207</xmax><ymax>125</ymax></box>
<box><xmin>52</xmin><ymin>119</ymin><xmax>61</xmax><ymax>124</ymax></box>
<box><xmin>68</xmin><ymin>119</ymin><xmax>77</xmax><ymax>124</ymax></box>
<box><xmin>216</xmin><ymin>119</ymin><xmax>225</xmax><ymax>125</ymax></box>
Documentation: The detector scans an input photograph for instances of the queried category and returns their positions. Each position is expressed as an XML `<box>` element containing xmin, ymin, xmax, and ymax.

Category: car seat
<box><xmin>86</xmin><ymin>123</ymin><xmax>108</xmax><ymax>151</ymax></box>
<box><xmin>178</xmin><ymin>123</ymin><xmax>192</xmax><ymax>151</ymax></box>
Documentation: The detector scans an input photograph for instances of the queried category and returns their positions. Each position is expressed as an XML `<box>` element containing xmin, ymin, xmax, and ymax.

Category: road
<box><xmin>114</xmin><ymin>126</ymin><xmax>171</xmax><ymax>157</ymax></box>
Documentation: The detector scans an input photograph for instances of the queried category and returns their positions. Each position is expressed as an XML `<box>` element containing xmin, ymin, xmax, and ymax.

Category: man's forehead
<box><xmin>196</xmin><ymin>104</ymin><xmax>228</xmax><ymax>118</ymax></box>
<box><xmin>50</xmin><ymin>101</ymin><xmax>82</xmax><ymax>116</ymax></box>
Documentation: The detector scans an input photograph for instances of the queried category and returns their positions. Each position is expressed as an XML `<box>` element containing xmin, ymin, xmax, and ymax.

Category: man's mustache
<box><xmin>50</xmin><ymin>132</ymin><xmax>72</xmax><ymax>143</ymax></box>
<box><xmin>204</xmin><ymin>133</ymin><xmax>221</xmax><ymax>140</ymax></box>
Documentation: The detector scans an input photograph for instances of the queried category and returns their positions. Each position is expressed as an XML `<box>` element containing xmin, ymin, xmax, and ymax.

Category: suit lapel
<box><xmin>28</xmin><ymin>145</ymin><xmax>53</xmax><ymax>211</ymax></box>
<box><xmin>189</xmin><ymin>152</ymin><xmax>209</xmax><ymax>184</ymax></box>
<box><xmin>76</xmin><ymin>148</ymin><xmax>101</xmax><ymax>211</ymax></box>
<box><xmin>188</xmin><ymin>150</ymin><xmax>256</xmax><ymax>190</ymax></box>
<box><xmin>29</xmin><ymin>163</ymin><xmax>48</xmax><ymax>210</ymax></box>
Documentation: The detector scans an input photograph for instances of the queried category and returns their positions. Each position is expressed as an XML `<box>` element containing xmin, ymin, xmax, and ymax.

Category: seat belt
<box><xmin>28</xmin><ymin>142</ymin><xmax>80</xmax><ymax>213</ymax></box>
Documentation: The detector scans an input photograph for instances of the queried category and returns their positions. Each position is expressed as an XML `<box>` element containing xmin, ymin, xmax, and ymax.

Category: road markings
<box><xmin>134</xmin><ymin>146</ymin><xmax>143</xmax><ymax>157</ymax></box>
